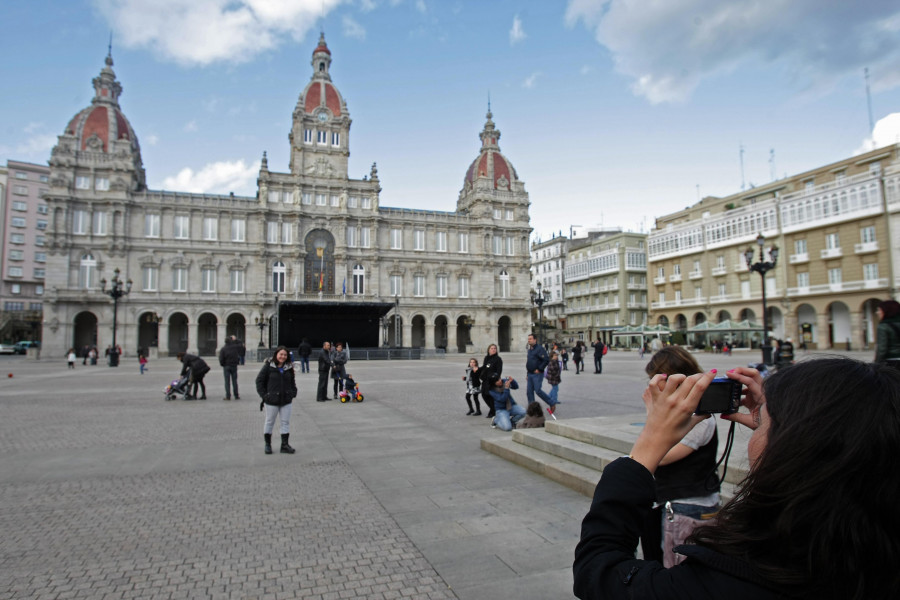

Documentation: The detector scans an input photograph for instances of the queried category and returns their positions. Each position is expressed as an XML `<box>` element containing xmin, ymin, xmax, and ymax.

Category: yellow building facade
<box><xmin>648</xmin><ymin>144</ymin><xmax>900</xmax><ymax>350</ymax></box>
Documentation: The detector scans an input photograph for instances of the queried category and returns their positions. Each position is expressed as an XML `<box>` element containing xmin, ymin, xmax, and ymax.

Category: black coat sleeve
<box><xmin>255</xmin><ymin>364</ymin><xmax>269</xmax><ymax>399</ymax></box>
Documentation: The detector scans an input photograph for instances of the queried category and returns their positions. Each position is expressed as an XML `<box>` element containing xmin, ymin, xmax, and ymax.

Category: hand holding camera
<box><xmin>721</xmin><ymin>366</ymin><xmax>766</xmax><ymax>430</ymax></box>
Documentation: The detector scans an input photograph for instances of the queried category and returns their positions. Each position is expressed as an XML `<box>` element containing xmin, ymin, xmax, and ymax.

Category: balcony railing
<box><xmin>787</xmin><ymin>278</ymin><xmax>887</xmax><ymax>296</ymax></box>
<box><xmin>711</xmin><ymin>266</ymin><xmax>727</xmax><ymax>276</ymax></box>
<box><xmin>689</xmin><ymin>270</ymin><xmax>703</xmax><ymax>280</ymax></box>
<box><xmin>789</xmin><ymin>252</ymin><xmax>809</xmax><ymax>264</ymax></box>
<box><xmin>669</xmin><ymin>273</ymin><xmax>682</xmax><ymax>282</ymax></box>
<box><xmin>653</xmin><ymin>276</ymin><xmax>666</xmax><ymax>285</ymax></box>
<box><xmin>854</xmin><ymin>241</ymin><xmax>879</xmax><ymax>254</ymax></box>
<box><xmin>820</xmin><ymin>247</ymin><xmax>843</xmax><ymax>259</ymax></box>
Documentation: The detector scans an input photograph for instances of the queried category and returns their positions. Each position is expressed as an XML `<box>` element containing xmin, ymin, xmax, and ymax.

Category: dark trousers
<box><xmin>223</xmin><ymin>365</ymin><xmax>238</xmax><ymax>398</ymax></box>
<box><xmin>594</xmin><ymin>356</ymin><xmax>603</xmax><ymax>373</ymax></box>
<box><xmin>317</xmin><ymin>371</ymin><xmax>329</xmax><ymax>401</ymax></box>
<box><xmin>299</xmin><ymin>357</ymin><xmax>310</xmax><ymax>373</ymax></box>
<box><xmin>190</xmin><ymin>374</ymin><xmax>206</xmax><ymax>398</ymax></box>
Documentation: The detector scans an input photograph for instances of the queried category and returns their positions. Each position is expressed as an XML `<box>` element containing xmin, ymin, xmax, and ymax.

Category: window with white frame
<box><xmin>360</xmin><ymin>227</ymin><xmax>370</xmax><ymax>248</ymax></box>
<box><xmin>436</xmin><ymin>231</ymin><xmax>447</xmax><ymax>252</ymax></box>
<box><xmin>12</xmin><ymin>201</ymin><xmax>26</xmax><ymax>211</ymax></box>
<box><xmin>414</xmin><ymin>229</ymin><xmax>425</xmax><ymax>251</ymax></box>
<box><xmin>79</xmin><ymin>254</ymin><xmax>97</xmax><ymax>289</ymax></box>
<box><xmin>203</xmin><ymin>217</ymin><xmax>217</xmax><ymax>240</ymax></box>
<box><xmin>272</xmin><ymin>261</ymin><xmax>286</xmax><ymax>293</ymax></box>
<box><xmin>37</xmin><ymin>204</ymin><xmax>48</xmax><ymax>214</ymax></box>
<box><xmin>346</xmin><ymin>226</ymin><xmax>357</xmax><ymax>247</ymax></box>
<box><xmin>73</xmin><ymin>210</ymin><xmax>88</xmax><ymax>235</ymax></box>
<box><xmin>864</xmin><ymin>263</ymin><xmax>879</xmax><ymax>281</ymax></box>
<box><xmin>201</xmin><ymin>268</ymin><xmax>216</xmax><ymax>293</ymax></box>
<box><xmin>8</xmin><ymin>250</ymin><xmax>23</xmax><ymax>261</ymax></box>
<box><xmin>828</xmin><ymin>268</ymin><xmax>842</xmax><ymax>284</ymax></box>
<box><xmin>797</xmin><ymin>272</ymin><xmax>810</xmax><ymax>288</ymax></box>
<box><xmin>718</xmin><ymin>283</ymin><xmax>727</xmax><ymax>297</ymax></box>
<box><xmin>34</xmin><ymin>252</ymin><xmax>46</xmax><ymax>263</ymax></box>
<box><xmin>95</xmin><ymin>177</ymin><xmax>109</xmax><ymax>191</ymax></box>
<box><xmin>11</xmin><ymin>217</ymin><xmax>25</xmax><ymax>228</ymax></box>
<box><xmin>330</xmin><ymin>195</ymin><xmax>339</xmax><ymax>207</ymax></box>
<box><xmin>458</xmin><ymin>276</ymin><xmax>469</xmax><ymax>298</ymax></box>
<box><xmin>716</xmin><ymin>255</ymin><xmax>725</xmax><ymax>268</ymax></box>
<box><xmin>492</xmin><ymin>235</ymin><xmax>503</xmax><ymax>255</ymax></box>
<box><xmin>826</xmin><ymin>232</ymin><xmax>840</xmax><ymax>249</ymax></box>
<box><xmin>302</xmin><ymin>193</ymin><xmax>312</xmax><ymax>205</ymax></box>
<box><xmin>674</xmin><ymin>264</ymin><xmax>681</xmax><ymax>275</ymax></box>
<box><xmin>413</xmin><ymin>274</ymin><xmax>425</xmax><ymax>297</ymax></box>
<box><xmin>14</xmin><ymin>171</ymin><xmax>27</xmax><ymax>180</ymax></box>
<box><xmin>459</xmin><ymin>232</ymin><xmax>468</xmax><ymax>253</ymax></box>
<box><xmin>317</xmin><ymin>130</ymin><xmax>327</xmax><ymax>144</ymax></box>
<box><xmin>436</xmin><ymin>274</ymin><xmax>448</xmax><ymax>297</ymax></box>
<box><xmin>11</xmin><ymin>284</ymin><xmax>20</xmax><ymax>294</ymax></box>
<box><xmin>75</xmin><ymin>176</ymin><xmax>91</xmax><ymax>190</ymax></box>
<box><xmin>8</xmin><ymin>267</ymin><xmax>23</xmax><ymax>277</ymax></box>
<box><xmin>12</xmin><ymin>185</ymin><xmax>27</xmax><ymax>195</ymax></box>
<box><xmin>499</xmin><ymin>270</ymin><xmax>510</xmax><ymax>298</ymax></box>
<box><xmin>390</xmin><ymin>229</ymin><xmax>402</xmax><ymax>249</ymax></box>
<box><xmin>89</xmin><ymin>211</ymin><xmax>107</xmax><ymax>236</ymax></box>
<box><xmin>657</xmin><ymin>266</ymin><xmax>665</xmax><ymax>278</ymax></box>
<box><xmin>173</xmin><ymin>215</ymin><xmax>189</xmax><ymax>239</ymax></box>
<box><xmin>861</xmin><ymin>226</ymin><xmax>876</xmax><ymax>244</ymax></box>
<box><xmin>230</xmin><ymin>270</ymin><xmax>244</xmax><ymax>293</ymax></box>
<box><xmin>794</xmin><ymin>239</ymin><xmax>807</xmax><ymax>254</ymax></box>
<box><xmin>505</xmin><ymin>208</ymin><xmax>514</xmax><ymax>220</ymax></box>
<box><xmin>142</xmin><ymin>266</ymin><xmax>158</xmax><ymax>291</ymax></box>
<box><xmin>695</xmin><ymin>286</ymin><xmax>702</xmax><ymax>299</ymax></box>
<box><xmin>34</xmin><ymin>235</ymin><xmax>44</xmax><ymax>246</ymax></box>
<box><xmin>35</xmin><ymin>284</ymin><xmax>43</xmax><ymax>295</ymax></box>
<box><xmin>268</xmin><ymin>190</ymin><xmax>280</xmax><ymax>203</ymax></box>
<box><xmin>316</xmin><ymin>194</ymin><xmax>326</xmax><ymax>206</ymax></box>
<box><xmin>332</xmin><ymin>132</ymin><xmax>340</xmax><ymax>146</ymax></box>
<box><xmin>36</xmin><ymin>219</ymin><xmax>47</xmax><ymax>230</ymax></box>
<box><xmin>361</xmin><ymin>197</ymin><xmax>372</xmax><ymax>209</ymax></box>
<box><xmin>231</xmin><ymin>219</ymin><xmax>246</xmax><ymax>242</ymax></box>
<box><xmin>348</xmin><ymin>196</ymin><xmax>358</xmax><ymax>208</ymax></box>
<box><xmin>352</xmin><ymin>264</ymin><xmax>365</xmax><ymax>295</ymax></box>
<box><xmin>390</xmin><ymin>275</ymin><xmax>402</xmax><ymax>296</ymax></box>
<box><xmin>267</xmin><ymin>222</ymin><xmax>278</xmax><ymax>244</ymax></box>
<box><xmin>506</xmin><ymin>236</ymin><xmax>514</xmax><ymax>255</ymax></box>
<box><xmin>304</xmin><ymin>129</ymin><xmax>313</xmax><ymax>143</ymax></box>
<box><xmin>173</xmin><ymin>267</ymin><xmax>187</xmax><ymax>292</ymax></box>
<box><xmin>144</xmin><ymin>214</ymin><xmax>160</xmax><ymax>237</ymax></box>
<box><xmin>493</xmin><ymin>208</ymin><xmax>502</xmax><ymax>219</ymax></box>
<box><xmin>282</xmin><ymin>222</ymin><xmax>293</xmax><ymax>244</ymax></box>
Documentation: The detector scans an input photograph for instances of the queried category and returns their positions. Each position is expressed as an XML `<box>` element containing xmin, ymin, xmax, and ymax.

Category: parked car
<box><xmin>0</xmin><ymin>344</ymin><xmax>16</xmax><ymax>355</ymax></box>
<box><xmin>13</xmin><ymin>341</ymin><xmax>40</xmax><ymax>354</ymax></box>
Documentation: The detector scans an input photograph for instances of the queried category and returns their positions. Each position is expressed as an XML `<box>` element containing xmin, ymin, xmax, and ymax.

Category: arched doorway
<box><xmin>498</xmin><ymin>316</ymin><xmax>512</xmax><ymax>352</ymax></box>
<box><xmin>73</xmin><ymin>312</ymin><xmax>98</xmax><ymax>353</ymax></box>
<box><xmin>411</xmin><ymin>315</ymin><xmax>426</xmax><ymax>348</ymax></box>
<box><xmin>861</xmin><ymin>298</ymin><xmax>880</xmax><ymax>348</ymax></box>
<box><xmin>767</xmin><ymin>306</ymin><xmax>783</xmax><ymax>340</ymax></box>
<box><xmin>456</xmin><ymin>315</ymin><xmax>473</xmax><ymax>353</ymax></box>
<box><xmin>693</xmin><ymin>312</ymin><xmax>707</xmax><ymax>326</ymax></box>
<box><xmin>304</xmin><ymin>229</ymin><xmax>336</xmax><ymax>294</ymax></box>
<box><xmin>738</xmin><ymin>308</ymin><xmax>756</xmax><ymax>322</ymax></box>
<box><xmin>434</xmin><ymin>315</ymin><xmax>448</xmax><ymax>350</ymax></box>
<box><xmin>226</xmin><ymin>313</ymin><xmax>246</xmax><ymax>343</ymax></box>
<box><xmin>137</xmin><ymin>312</ymin><xmax>160</xmax><ymax>356</ymax></box>
<box><xmin>657</xmin><ymin>315</ymin><xmax>669</xmax><ymax>327</ymax></box>
<box><xmin>827</xmin><ymin>301</ymin><xmax>851</xmax><ymax>349</ymax></box>
<box><xmin>168</xmin><ymin>312</ymin><xmax>189</xmax><ymax>355</ymax></box>
<box><xmin>197</xmin><ymin>313</ymin><xmax>217</xmax><ymax>356</ymax></box>
<box><xmin>796</xmin><ymin>303</ymin><xmax>817</xmax><ymax>347</ymax></box>
<box><xmin>716</xmin><ymin>310</ymin><xmax>731</xmax><ymax>323</ymax></box>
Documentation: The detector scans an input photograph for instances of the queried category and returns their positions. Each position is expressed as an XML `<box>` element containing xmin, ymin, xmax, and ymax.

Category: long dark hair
<box><xmin>690</xmin><ymin>357</ymin><xmax>900</xmax><ymax>598</ymax></box>
<box><xmin>644</xmin><ymin>346</ymin><xmax>701</xmax><ymax>377</ymax></box>
<box><xmin>270</xmin><ymin>345</ymin><xmax>291</xmax><ymax>367</ymax></box>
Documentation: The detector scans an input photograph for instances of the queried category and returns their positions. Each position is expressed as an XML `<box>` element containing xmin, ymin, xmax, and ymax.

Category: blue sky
<box><xmin>2</xmin><ymin>0</ymin><xmax>900</xmax><ymax>242</ymax></box>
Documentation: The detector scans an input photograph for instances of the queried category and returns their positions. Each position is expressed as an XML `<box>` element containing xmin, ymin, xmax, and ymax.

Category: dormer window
<box><xmin>319</xmin><ymin>62</ymin><xmax>325</xmax><ymax>72</ymax></box>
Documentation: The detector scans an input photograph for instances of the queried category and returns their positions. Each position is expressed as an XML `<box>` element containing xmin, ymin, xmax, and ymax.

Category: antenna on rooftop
<box><xmin>769</xmin><ymin>148</ymin><xmax>776</xmax><ymax>181</ymax></box>
<box><xmin>108</xmin><ymin>31</ymin><xmax>113</xmax><ymax>57</ymax></box>
<box><xmin>865</xmin><ymin>67</ymin><xmax>875</xmax><ymax>150</ymax></box>
<box><xmin>739</xmin><ymin>143</ymin><xmax>746</xmax><ymax>191</ymax></box>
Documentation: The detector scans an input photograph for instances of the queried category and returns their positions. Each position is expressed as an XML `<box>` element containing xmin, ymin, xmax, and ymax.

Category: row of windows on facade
<box><xmin>7</xmin><ymin>250</ymin><xmax>46</xmax><ymax>262</ymax></box>
<box><xmin>8</xmin><ymin>234</ymin><xmax>45</xmax><ymax>246</ymax></box>
<box><xmin>564</xmin><ymin>252</ymin><xmax>648</xmax><ymax>280</ymax></box>
<box><xmin>6</xmin><ymin>267</ymin><xmax>44</xmax><ymax>279</ymax></box>
<box><xmin>3</xmin><ymin>302</ymin><xmax>43</xmax><ymax>311</ymax></box>
<box><xmin>13</xmin><ymin>171</ymin><xmax>49</xmax><ymax>183</ymax></box>
<box><xmin>7</xmin><ymin>283</ymin><xmax>43</xmax><ymax>297</ymax></box>
<box><xmin>567</xmin><ymin>291</ymin><xmax>647</xmax><ymax>308</ymax></box>
<box><xmin>301</xmin><ymin>129</ymin><xmax>341</xmax><ymax>146</ymax></box>
<box><xmin>266</xmin><ymin>190</ymin><xmax>372</xmax><ymax>207</ymax></box>
<box><xmin>76</xmin><ymin>255</ymin><xmax>513</xmax><ymax>298</ymax></box>
<box><xmin>567</xmin><ymin>274</ymin><xmax>647</xmax><ymax>294</ymax></box>
<box><xmin>9</xmin><ymin>216</ymin><xmax>48</xmax><ymax>229</ymax></box>
<box><xmin>10</xmin><ymin>201</ymin><xmax>49</xmax><ymax>214</ymax></box>
<box><xmin>71</xmin><ymin>211</ymin><xmax>517</xmax><ymax>254</ymax></box>
<box><xmin>567</xmin><ymin>312</ymin><xmax>644</xmax><ymax>328</ymax></box>
<box><xmin>654</xmin><ymin>227</ymin><xmax>879</xmax><ymax>279</ymax></box>
<box><xmin>11</xmin><ymin>185</ymin><xmax>48</xmax><ymax>196</ymax></box>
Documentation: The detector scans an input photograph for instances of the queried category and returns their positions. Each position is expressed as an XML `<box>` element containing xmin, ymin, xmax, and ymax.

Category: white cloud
<box><xmin>160</xmin><ymin>159</ymin><xmax>260</xmax><ymax>194</ymax></box>
<box><xmin>580</xmin><ymin>65</ymin><xmax>591</xmax><ymax>75</ymax></box>
<box><xmin>565</xmin><ymin>0</ymin><xmax>900</xmax><ymax>103</ymax></box>
<box><xmin>342</xmin><ymin>15</ymin><xmax>366</xmax><ymax>40</ymax></box>
<box><xmin>146</xmin><ymin>134</ymin><xmax>160</xmax><ymax>146</ymax></box>
<box><xmin>414</xmin><ymin>0</ymin><xmax>426</xmax><ymax>13</ymax></box>
<box><xmin>856</xmin><ymin>112</ymin><xmax>900</xmax><ymax>154</ymax></box>
<box><xmin>183</xmin><ymin>120</ymin><xmax>198</xmax><ymax>132</ymax></box>
<box><xmin>359</xmin><ymin>0</ymin><xmax>376</xmax><ymax>11</ymax></box>
<box><xmin>92</xmin><ymin>0</ymin><xmax>341</xmax><ymax>66</ymax></box>
<box><xmin>522</xmin><ymin>72</ymin><xmax>541</xmax><ymax>89</ymax></box>
<box><xmin>509</xmin><ymin>14</ymin><xmax>526</xmax><ymax>45</ymax></box>
<box><xmin>17</xmin><ymin>133</ymin><xmax>57</xmax><ymax>156</ymax></box>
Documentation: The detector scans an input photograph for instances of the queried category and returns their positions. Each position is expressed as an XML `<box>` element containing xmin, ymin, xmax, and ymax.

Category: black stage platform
<box><xmin>276</xmin><ymin>301</ymin><xmax>395</xmax><ymax>349</ymax></box>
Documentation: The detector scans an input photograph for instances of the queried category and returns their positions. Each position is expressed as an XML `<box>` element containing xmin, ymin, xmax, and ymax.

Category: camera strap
<box><xmin>707</xmin><ymin>421</ymin><xmax>736</xmax><ymax>491</ymax></box>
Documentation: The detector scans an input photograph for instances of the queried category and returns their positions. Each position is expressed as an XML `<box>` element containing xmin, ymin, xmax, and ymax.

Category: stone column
<box><xmin>217</xmin><ymin>321</ymin><xmax>227</xmax><ymax>353</ymax></box>
<box><xmin>448</xmin><ymin>324</ymin><xmax>458</xmax><ymax>354</ymax></box>
<box><xmin>402</xmin><ymin>314</ymin><xmax>412</xmax><ymax>348</ymax></box>
<box><xmin>816</xmin><ymin>311</ymin><xmax>831</xmax><ymax>349</ymax></box>
<box><xmin>424</xmin><ymin>322</ymin><xmax>435</xmax><ymax>350</ymax></box>
<box><xmin>188</xmin><ymin>320</ymin><xmax>200</xmax><ymax>355</ymax></box>
<box><xmin>850</xmin><ymin>310</ymin><xmax>864</xmax><ymax>351</ymax></box>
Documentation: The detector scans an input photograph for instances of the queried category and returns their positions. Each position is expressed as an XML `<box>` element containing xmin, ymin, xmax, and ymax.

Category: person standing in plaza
<box><xmin>138</xmin><ymin>353</ymin><xmax>148</xmax><ymax>374</ymax></box>
<box><xmin>463</xmin><ymin>358</ymin><xmax>482</xmax><ymax>416</ymax></box>
<box><xmin>545</xmin><ymin>350</ymin><xmax>561</xmax><ymax>415</ymax></box>
<box><xmin>317</xmin><ymin>341</ymin><xmax>333</xmax><ymax>402</ymax></box>
<box><xmin>330</xmin><ymin>342</ymin><xmax>348</xmax><ymax>399</ymax></box>
<box><xmin>219</xmin><ymin>335</ymin><xmax>242</xmax><ymax>400</ymax></box>
<box><xmin>591</xmin><ymin>337</ymin><xmax>606</xmax><ymax>374</ymax></box>
<box><xmin>297</xmin><ymin>337</ymin><xmax>312</xmax><ymax>374</ymax></box>
<box><xmin>480</xmin><ymin>343</ymin><xmax>503</xmax><ymax>418</ymax></box>
<box><xmin>525</xmin><ymin>333</ymin><xmax>553</xmax><ymax>407</ymax></box>
<box><xmin>67</xmin><ymin>348</ymin><xmax>77</xmax><ymax>369</ymax></box>
<box><xmin>256</xmin><ymin>345</ymin><xmax>297</xmax><ymax>454</ymax></box>
<box><xmin>572</xmin><ymin>341</ymin><xmax>583</xmax><ymax>374</ymax></box>
<box><xmin>875</xmin><ymin>299</ymin><xmax>900</xmax><ymax>368</ymax></box>
<box><xmin>560</xmin><ymin>346</ymin><xmax>569</xmax><ymax>370</ymax></box>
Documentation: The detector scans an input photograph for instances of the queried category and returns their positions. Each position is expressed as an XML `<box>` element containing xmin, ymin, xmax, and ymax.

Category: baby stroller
<box><xmin>339</xmin><ymin>374</ymin><xmax>364</xmax><ymax>403</ymax></box>
<box><xmin>164</xmin><ymin>374</ymin><xmax>191</xmax><ymax>401</ymax></box>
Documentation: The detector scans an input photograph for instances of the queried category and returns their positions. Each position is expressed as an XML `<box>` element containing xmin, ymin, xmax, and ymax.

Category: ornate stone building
<box><xmin>42</xmin><ymin>35</ymin><xmax>532</xmax><ymax>358</ymax></box>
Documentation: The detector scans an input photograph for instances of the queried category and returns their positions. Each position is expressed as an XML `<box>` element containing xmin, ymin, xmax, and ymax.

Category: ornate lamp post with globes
<box><xmin>744</xmin><ymin>233</ymin><xmax>779</xmax><ymax>365</ymax></box>
<box><xmin>100</xmin><ymin>268</ymin><xmax>132</xmax><ymax>367</ymax></box>
<box><xmin>530</xmin><ymin>281</ymin><xmax>552</xmax><ymax>345</ymax></box>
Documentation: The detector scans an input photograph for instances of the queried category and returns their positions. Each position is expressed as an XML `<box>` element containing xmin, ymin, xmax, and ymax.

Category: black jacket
<box><xmin>574</xmin><ymin>458</ymin><xmax>781</xmax><ymax>600</ymax></box>
<box><xmin>318</xmin><ymin>351</ymin><xmax>333</xmax><ymax>374</ymax></box>
<box><xmin>219</xmin><ymin>340</ymin><xmax>242</xmax><ymax>367</ymax></box>
<box><xmin>255</xmin><ymin>360</ymin><xmax>297</xmax><ymax>407</ymax></box>
<box><xmin>181</xmin><ymin>354</ymin><xmax>210</xmax><ymax>378</ymax></box>
<box><xmin>481</xmin><ymin>353</ymin><xmax>503</xmax><ymax>383</ymax></box>
<box><xmin>297</xmin><ymin>341</ymin><xmax>312</xmax><ymax>358</ymax></box>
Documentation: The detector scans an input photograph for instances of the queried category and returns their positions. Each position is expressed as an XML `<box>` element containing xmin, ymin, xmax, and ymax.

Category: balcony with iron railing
<box><xmin>688</xmin><ymin>270</ymin><xmax>703</xmax><ymax>280</ymax></box>
<box><xmin>820</xmin><ymin>247</ymin><xmax>843</xmax><ymax>259</ymax></box>
<box><xmin>789</xmin><ymin>252</ymin><xmax>809</xmax><ymax>264</ymax></box>
<box><xmin>854</xmin><ymin>241</ymin><xmax>878</xmax><ymax>254</ymax></box>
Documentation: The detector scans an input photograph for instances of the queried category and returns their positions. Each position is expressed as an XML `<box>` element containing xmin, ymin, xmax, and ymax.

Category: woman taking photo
<box><xmin>480</xmin><ymin>343</ymin><xmax>503</xmax><ymax>419</ymax></box>
<box><xmin>255</xmin><ymin>346</ymin><xmax>298</xmax><ymax>455</ymax></box>
<box><xmin>574</xmin><ymin>357</ymin><xmax>900</xmax><ymax>599</ymax></box>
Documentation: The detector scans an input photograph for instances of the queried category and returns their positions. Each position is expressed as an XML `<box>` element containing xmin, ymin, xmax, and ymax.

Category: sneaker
<box><xmin>223</xmin><ymin>397</ymin><xmax>231</xmax><ymax>401</ymax></box>
<box><xmin>491</xmin><ymin>417</ymin><xmax>496</xmax><ymax>429</ymax></box>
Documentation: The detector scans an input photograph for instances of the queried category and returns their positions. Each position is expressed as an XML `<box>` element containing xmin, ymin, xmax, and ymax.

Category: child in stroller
<box><xmin>164</xmin><ymin>374</ymin><xmax>191</xmax><ymax>401</ymax></box>
<box><xmin>339</xmin><ymin>374</ymin><xmax>364</xmax><ymax>402</ymax></box>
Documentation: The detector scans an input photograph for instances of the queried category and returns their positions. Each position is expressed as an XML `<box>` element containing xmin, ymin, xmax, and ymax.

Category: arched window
<box><xmin>79</xmin><ymin>253</ymin><xmax>97</xmax><ymax>289</ymax></box>
<box><xmin>272</xmin><ymin>261</ymin><xmax>286</xmax><ymax>293</ymax></box>
<box><xmin>352</xmin><ymin>264</ymin><xmax>365</xmax><ymax>295</ymax></box>
<box><xmin>499</xmin><ymin>269</ymin><xmax>510</xmax><ymax>298</ymax></box>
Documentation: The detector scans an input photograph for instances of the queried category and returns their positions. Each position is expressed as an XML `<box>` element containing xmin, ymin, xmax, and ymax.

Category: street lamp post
<box><xmin>530</xmin><ymin>281</ymin><xmax>552</xmax><ymax>345</ymax></box>
<box><xmin>744</xmin><ymin>233</ymin><xmax>779</xmax><ymax>365</ymax></box>
<box><xmin>255</xmin><ymin>314</ymin><xmax>267</xmax><ymax>349</ymax></box>
<box><xmin>100</xmin><ymin>268</ymin><xmax>132</xmax><ymax>367</ymax></box>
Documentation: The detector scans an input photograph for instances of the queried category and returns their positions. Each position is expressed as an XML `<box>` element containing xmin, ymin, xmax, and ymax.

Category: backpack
<box><xmin>601</xmin><ymin>344</ymin><xmax>608</xmax><ymax>356</ymax></box>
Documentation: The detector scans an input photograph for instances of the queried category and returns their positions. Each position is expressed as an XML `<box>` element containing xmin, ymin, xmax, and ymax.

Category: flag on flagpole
<box><xmin>342</xmin><ymin>278</ymin><xmax>346</xmax><ymax>296</ymax></box>
<box><xmin>318</xmin><ymin>272</ymin><xmax>323</xmax><ymax>291</ymax></box>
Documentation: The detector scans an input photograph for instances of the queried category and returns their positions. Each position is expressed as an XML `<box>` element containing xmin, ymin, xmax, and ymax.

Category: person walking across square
<box><xmin>297</xmin><ymin>337</ymin><xmax>312</xmax><ymax>374</ymax></box>
<box><xmin>591</xmin><ymin>337</ymin><xmax>606</xmax><ymax>374</ymax></box>
<box><xmin>525</xmin><ymin>333</ymin><xmax>553</xmax><ymax>407</ymax></box>
<box><xmin>219</xmin><ymin>335</ymin><xmax>242</xmax><ymax>400</ymax></box>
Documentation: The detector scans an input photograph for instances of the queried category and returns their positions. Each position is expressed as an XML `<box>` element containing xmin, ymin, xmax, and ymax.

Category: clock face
<box><xmin>317</xmin><ymin>111</ymin><xmax>328</xmax><ymax>122</ymax></box>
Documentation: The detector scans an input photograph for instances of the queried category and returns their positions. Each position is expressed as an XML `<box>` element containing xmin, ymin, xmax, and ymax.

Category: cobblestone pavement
<box><xmin>0</xmin><ymin>349</ymin><xmax>870</xmax><ymax>599</ymax></box>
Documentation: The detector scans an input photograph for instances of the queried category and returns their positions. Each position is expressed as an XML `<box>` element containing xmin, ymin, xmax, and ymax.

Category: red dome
<box><xmin>463</xmin><ymin>110</ymin><xmax>517</xmax><ymax>189</ymax></box>
<box><xmin>303</xmin><ymin>81</ymin><xmax>342</xmax><ymax>117</ymax></box>
<box><xmin>65</xmin><ymin>104</ymin><xmax>138</xmax><ymax>152</ymax></box>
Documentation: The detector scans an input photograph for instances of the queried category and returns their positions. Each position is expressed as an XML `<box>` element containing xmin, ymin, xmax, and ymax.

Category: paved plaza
<box><xmin>0</xmin><ymin>348</ymin><xmax>871</xmax><ymax>599</ymax></box>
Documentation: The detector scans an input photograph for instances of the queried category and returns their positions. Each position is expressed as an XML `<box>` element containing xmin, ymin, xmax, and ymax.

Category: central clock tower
<box><xmin>289</xmin><ymin>33</ymin><xmax>351</xmax><ymax>178</ymax></box>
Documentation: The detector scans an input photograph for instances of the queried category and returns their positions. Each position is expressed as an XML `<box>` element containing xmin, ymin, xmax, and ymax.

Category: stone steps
<box><xmin>482</xmin><ymin>416</ymin><xmax>745</xmax><ymax>499</ymax></box>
